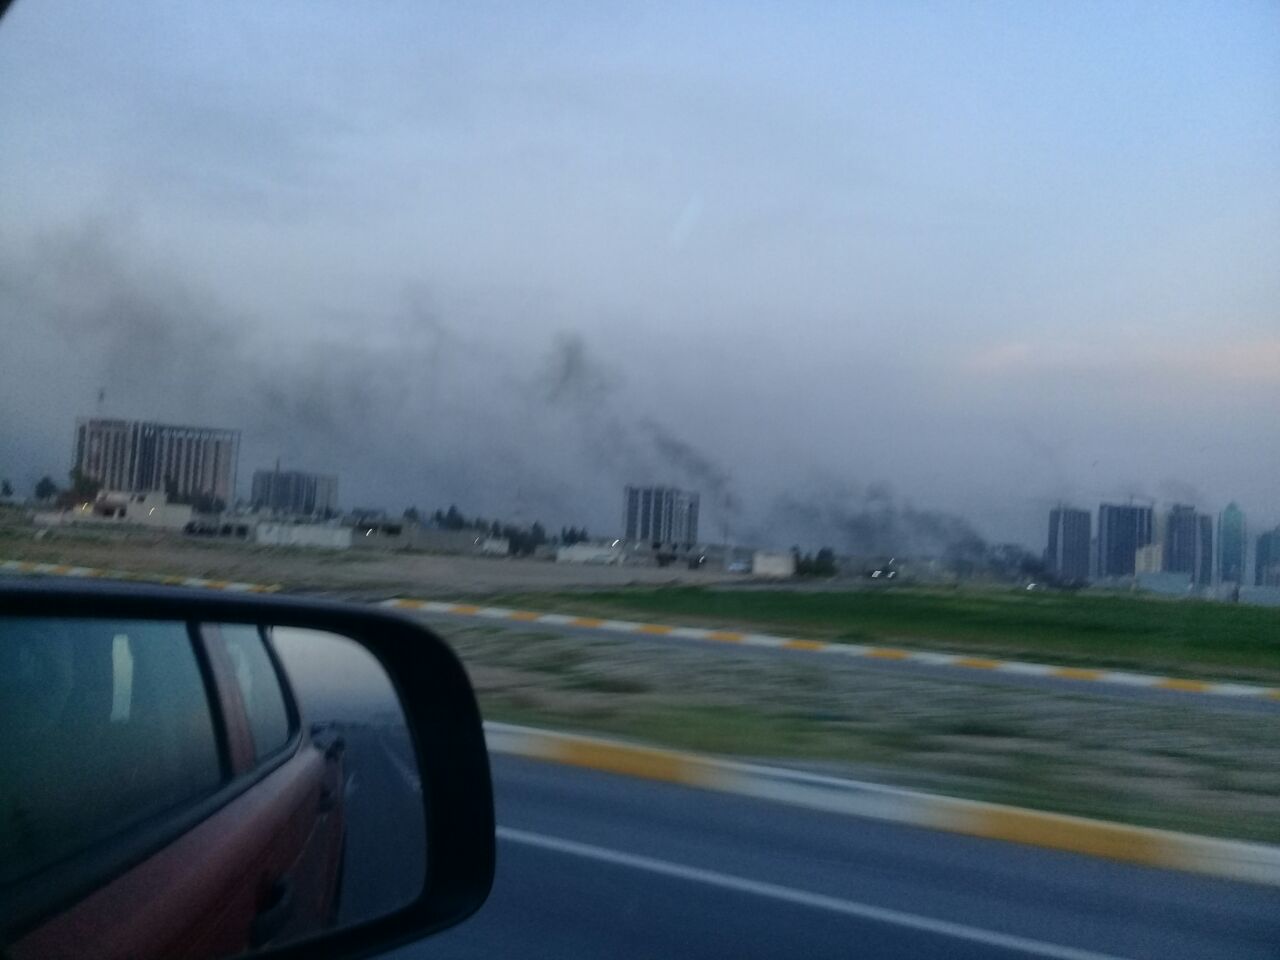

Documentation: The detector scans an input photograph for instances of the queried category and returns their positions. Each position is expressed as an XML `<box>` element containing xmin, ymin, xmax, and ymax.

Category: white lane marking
<box><xmin>496</xmin><ymin>827</ymin><xmax>1134</xmax><ymax>960</ymax></box>
<box><xmin>669</xmin><ymin>627</ymin><xmax>711</xmax><ymax>639</ymax></box>
<box><xmin>1205</xmin><ymin>683</ymin><xmax>1259</xmax><ymax>697</ymax></box>
<box><xmin>536</xmin><ymin>613</ymin><xmax>579</xmax><ymax>626</ymax></box>
<box><xmin>380</xmin><ymin>736</ymin><xmax>422</xmax><ymax>793</ymax></box>
<box><xmin>998</xmin><ymin>662</ymin><xmax>1055</xmax><ymax>676</ymax></box>
<box><xmin>911</xmin><ymin>651</ymin><xmax>959</xmax><ymax>666</ymax></box>
<box><xmin>1095</xmin><ymin>670</ymin><xmax>1167</xmax><ymax>686</ymax></box>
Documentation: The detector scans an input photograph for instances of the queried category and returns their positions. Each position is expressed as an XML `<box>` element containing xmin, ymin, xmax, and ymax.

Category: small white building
<box><xmin>34</xmin><ymin>490</ymin><xmax>194</xmax><ymax>530</ymax></box>
<box><xmin>1134</xmin><ymin>544</ymin><xmax>1164</xmax><ymax>574</ymax></box>
<box><xmin>752</xmin><ymin>551</ymin><xmax>796</xmax><ymax>578</ymax></box>
<box><xmin>556</xmin><ymin>543</ymin><xmax>624</xmax><ymax>565</ymax></box>
<box><xmin>480</xmin><ymin>537</ymin><xmax>510</xmax><ymax>556</ymax></box>
<box><xmin>255</xmin><ymin>522</ymin><xmax>353</xmax><ymax>550</ymax></box>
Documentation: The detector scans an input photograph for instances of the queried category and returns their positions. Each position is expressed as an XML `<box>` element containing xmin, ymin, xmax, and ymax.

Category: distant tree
<box><xmin>403</xmin><ymin>506</ymin><xmax>421</xmax><ymax>522</ymax></box>
<box><xmin>69</xmin><ymin>467</ymin><xmax>102</xmax><ymax>500</ymax></box>
<box><xmin>444</xmin><ymin>504</ymin><xmax>465</xmax><ymax>530</ymax></box>
<box><xmin>813</xmin><ymin>547</ymin><xmax>837</xmax><ymax>577</ymax></box>
<box><xmin>560</xmin><ymin>526</ymin><xmax>590</xmax><ymax>546</ymax></box>
<box><xmin>490</xmin><ymin>520</ymin><xmax>502</xmax><ymax>538</ymax></box>
<box><xmin>530</xmin><ymin>522</ymin><xmax>547</xmax><ymax>547</ymax></box>
<box><xmin>163</xmin><ymin>473</ymin><xmax>178</xmax><ymax>500</ymax></box>
<box><xmin>790</xmin><ymin>546</ymin><xmax>836</xmax><ymax>577</ymax></box>
<box><xmin>1</xmin><ymin>479</ymin><xmax>12</xmax><ymax>498</ymax></box>
<box><xmin>190</xmin><ymin>494</ymin><xmax>226</xmax><ymax>515</ymax></box>
<box><xmin>34</xmin><ymin>476</ymin><xmax>59</xmax><ymax>501</ymax></box>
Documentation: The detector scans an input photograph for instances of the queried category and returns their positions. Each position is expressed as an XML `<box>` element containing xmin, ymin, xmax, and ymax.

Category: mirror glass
<box><xmin>1</xmin><ymin>616</ymin><xmax>424</xmax><ymax>959</ymax></box>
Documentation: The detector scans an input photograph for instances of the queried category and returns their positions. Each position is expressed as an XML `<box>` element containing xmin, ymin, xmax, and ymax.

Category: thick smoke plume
<box><xmin>761</xmin><ymin>482</ymin><xmax>987</xmax><ymax>558</ymax></box>
<box><xmin>0</xmin><ymin>225</ymin><xmax>745</xmax><ymax>533</ymax></box>
<box><xmin>1</xmin><ymin>224</ymin><xmax>990</xmax><ymax>555</ymax></box>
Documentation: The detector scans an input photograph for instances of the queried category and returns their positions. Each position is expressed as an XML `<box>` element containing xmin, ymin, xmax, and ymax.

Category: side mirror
<box><xmin>0</xmin><ymin>579</ymin><xmax>495</xmax><ymax>960</ymax></box>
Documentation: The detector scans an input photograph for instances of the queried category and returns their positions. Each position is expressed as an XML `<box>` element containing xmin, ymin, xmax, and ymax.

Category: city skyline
<box><xmin>1</xmin><ymin>3</ymin><xmax>1276</xmax><ymax>550</ymax></box>
<box><xmin>49</xmin><ymin>410</ymin><xmax>1280</xmax><ymax>559</ymax></box>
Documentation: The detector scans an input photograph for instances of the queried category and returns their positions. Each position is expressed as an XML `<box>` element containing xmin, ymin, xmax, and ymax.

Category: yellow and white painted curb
<box><xmin>0</xmin><ymin>559</ymin><xmax>280</xmax><ymax>593</ymax></box>
<box><xmin>484</xmin><ymin>722</ymin><xmax>1280</xmax><ymax>887</ymax></box>
<box><xmin>387</xmin><ymin>597</ymin><xmax>1280</xmax><ymax>704</ymax></box>
<box><xmin>5</xmin><ymin>559</ymin><xmax>1275</xmax><ymax>702</ymax></box>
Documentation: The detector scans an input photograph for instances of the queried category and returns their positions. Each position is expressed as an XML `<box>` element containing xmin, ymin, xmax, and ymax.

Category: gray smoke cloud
<box><xmin>759</xmin><ymin>481</ymin><xmax>987</xmax><ymax>557</ymax></box>
<box><xmin>0</xmin><ymin>223</ymin><xmax>755</xmax><ymax>534</ymax></box>
<box><xmin>532</xmin><ymin>332</ymin><xmax>747</xmax><ymax>522</ymax></box>
<box><xmin>640</xmin><ymin>421</ymin><xmax>741</xmax><ymax>517</ymax></box>
<box><xmin>1</xmin><ymin>222</ymin><xmax>994</xmax><ymax>554</ymax></box>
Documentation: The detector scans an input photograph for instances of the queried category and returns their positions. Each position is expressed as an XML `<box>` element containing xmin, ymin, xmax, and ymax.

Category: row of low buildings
<box><xmin>1047</xmin><ymin>502</ymin><xmax>1278</xmax><ymax>587</ymax></box>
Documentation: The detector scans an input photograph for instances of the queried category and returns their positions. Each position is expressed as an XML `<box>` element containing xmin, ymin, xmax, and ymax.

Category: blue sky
<box><xmin>1</xmin><ymin>0</ymin><xmax>1277</xmax><ymax>548</ymax></box>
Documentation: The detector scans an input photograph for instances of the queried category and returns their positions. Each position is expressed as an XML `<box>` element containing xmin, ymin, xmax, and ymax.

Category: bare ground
<box><xmin>0</xmin><ymin>518</ymin><xmax>733</xmax><ymax>594</ymax></box>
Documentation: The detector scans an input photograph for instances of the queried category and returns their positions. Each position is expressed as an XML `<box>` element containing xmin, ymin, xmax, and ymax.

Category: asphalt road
<box><xmin>411</xmin><ymin>610</ymin><xmax>1280</xmax><ymax>713</ymax></box>
<box><xmin>378</xmin><ymin>754</ymin><xmax>1280</xmax><ymax>960</ymax></box>
<box><xmin>333</xmin><ymin>723</ymin><xmax>425</xmax><ymax>928</ymax></box>
<box><xmin>285</xmin><ymin>626</ymin><xmax>1279</xmax><ymax>959</ymax></box>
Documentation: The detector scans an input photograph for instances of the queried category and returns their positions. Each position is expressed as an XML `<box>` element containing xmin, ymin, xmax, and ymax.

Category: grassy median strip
<box><xmin>487</xmin><ymin>586</ymin><xmax>1280</xmax><ymax>685</ymax></box>
<box><xmin>441</xmin><ymin>623</ymin><xmax>1280</xmax><ymax>845</ymax></box>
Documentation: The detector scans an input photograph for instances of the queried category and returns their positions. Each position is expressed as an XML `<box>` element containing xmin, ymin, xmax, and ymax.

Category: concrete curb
<box><xmin>4</xmin><ymin>559</ymin><xmax>1276</xmax><ymax>702</ymax></box>
<box><xmin>0</xmin><ymin>559</ymin><xmax>280</xmax><ymax>593</ymax></box>
<box><xmin>388</xmin><ymin>597</ymin><xmax>1280</xmax><ymax>704</ymax></box>
<box><xmin>484</xmin><ymin>721</ymin><xmax>1280</xmax><ymax>888</ymax></box>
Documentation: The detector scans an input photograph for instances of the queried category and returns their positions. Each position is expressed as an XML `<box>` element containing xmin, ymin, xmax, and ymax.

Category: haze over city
<box><xmin>2</xmin><ymin>0</ymin><xmax>1277</xmax><ymax>552</ymax></box>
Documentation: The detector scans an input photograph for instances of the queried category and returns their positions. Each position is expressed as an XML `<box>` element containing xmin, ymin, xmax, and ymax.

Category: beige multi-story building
<box><xmin>73</xmin><ymin>418</ymin><xmax>240</xmax><ymax>505</ymax></box>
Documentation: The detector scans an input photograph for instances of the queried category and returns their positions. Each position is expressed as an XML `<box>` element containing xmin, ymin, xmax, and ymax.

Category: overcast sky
<box><xmin>1</xmin><ymin>0</ymin><xmax>1277</xmax><ymax>551</ymax></box>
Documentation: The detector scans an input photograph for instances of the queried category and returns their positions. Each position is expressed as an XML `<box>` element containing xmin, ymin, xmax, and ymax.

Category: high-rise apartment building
<box><xmin>1046</xmin><ymin>506</ymin><xmax>1091</xmax><ymax>581</ymax></box>
<box><xmin>1096</xmin><ymin>503</ymin><xmax>1154</xmax><ymax>578</ymax></box>
<box><xmin>1218</xmin><ymin>503</ymin><xmax>1246</xmax><ymax>584</ymax></box>
<box><xmin>251</xmin><ymin>467</ymin><xmax>339</xmax><ymax>516</ymax></box>
<box><xmin>1164</xmin><ymin>504</ymin><xmax>1198</xmax><ymax>577</ymax></box>
<box><xmin>73</xmin><ymin>418</ymin><xmax>240</xmax><ymax>504</ymax></box>
<box><xmin>1257</xmin><ymin>528</ymin><xmax>1280</xmax><ymax>587</ymax></box>
<box><xmin>624</xmin><ymin>486</ymin><xmax>700</xmax><ymax>546</ymax></box>
<box><xmin>1196</xmin><ymin>514</ymin><xmax>1213</xmax><ymax>586</ymax></box>
<box><xmin>1164</xmin><ymin>505</ymin><xmax>1213</xmax><ymax>586</ymax></box>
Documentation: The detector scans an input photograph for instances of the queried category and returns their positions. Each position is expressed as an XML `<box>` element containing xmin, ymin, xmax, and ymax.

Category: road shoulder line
<box><xmin>484</xmin><ymin>721</ymin><xmax>1280</xmax><ymax>888</ymax></box>
<box><xmin>497</xmin><ymin>826</ymin><xmax>1130</xmax><ymax>960</ymax></box>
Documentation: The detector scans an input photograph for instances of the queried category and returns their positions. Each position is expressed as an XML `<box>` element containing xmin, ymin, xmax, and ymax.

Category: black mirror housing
<box><xmin>0</xmin><ymin>578</ymin><xmax>495</xmax><ymax>960</ymax></box>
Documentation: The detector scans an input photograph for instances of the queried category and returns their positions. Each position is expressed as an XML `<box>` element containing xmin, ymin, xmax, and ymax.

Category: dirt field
<box><xmin>0</xmin><ymin>517</ymin><xmax>735</xmax><ymax>595</ymax></box>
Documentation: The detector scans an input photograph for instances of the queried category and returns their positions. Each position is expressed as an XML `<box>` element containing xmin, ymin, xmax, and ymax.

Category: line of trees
<box><xmin>396</xmin><ymin>504</ymin><xmax>597</xmax><ymax>557</ymax></box>
<box><xmin>404</xmin><ymin>503</ymin><xmax>572</xmax><ymax>557</ymax></box>
<box><xmin>792</xmin><ymin>546</ymin><xmax>837</xmax><ymax>577</ymax></box>
<box><xmin>27</xmin><ymin>469</ymin><xmax>103</xmax><ymax>507</ymax></box>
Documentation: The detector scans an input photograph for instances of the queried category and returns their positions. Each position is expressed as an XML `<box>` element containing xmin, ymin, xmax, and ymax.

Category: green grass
<box><xmin>490</xmin><ymin>586</ymin><xmax>1280</xmax><ymax>682</ymax></box>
